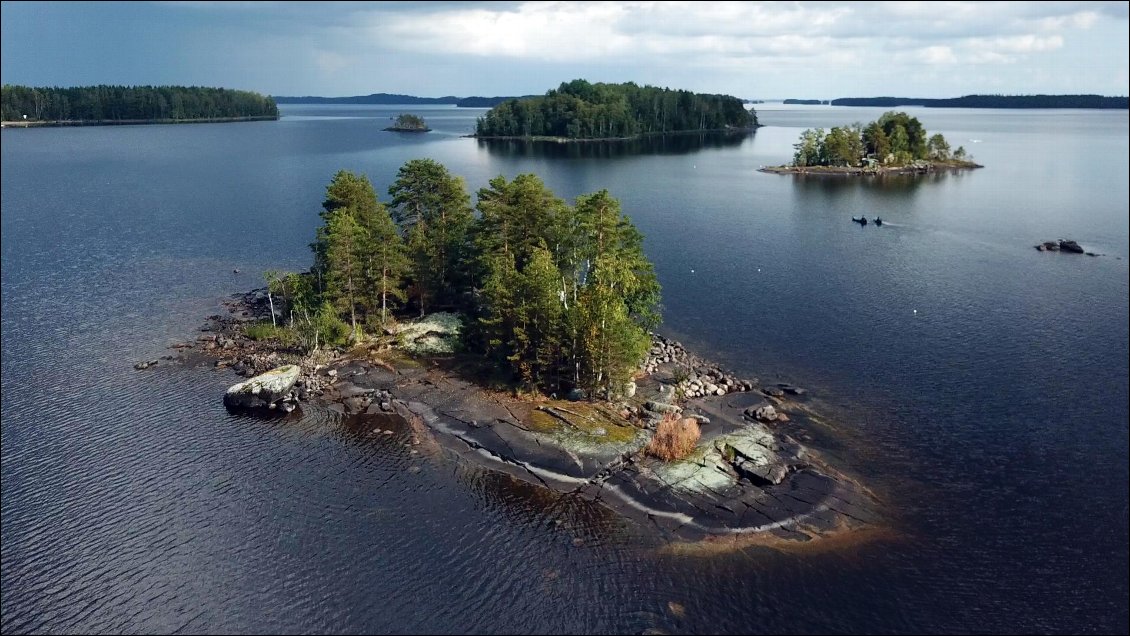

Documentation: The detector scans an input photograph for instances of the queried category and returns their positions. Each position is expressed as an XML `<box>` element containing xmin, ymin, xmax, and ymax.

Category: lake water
<box><xmin>2</xmin><ymin>103</ymin><xmax>1127</xmax><ymax>634</ymax></box>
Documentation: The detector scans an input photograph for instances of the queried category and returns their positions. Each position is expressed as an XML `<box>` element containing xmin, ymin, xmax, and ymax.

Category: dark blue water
<box><xmin>3</xmin><ymin>103</ymin><xmax>1127</xmax><ymax>634</ymax></box>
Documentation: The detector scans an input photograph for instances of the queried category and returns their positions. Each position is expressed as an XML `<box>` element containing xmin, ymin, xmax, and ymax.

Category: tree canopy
<box><xmin>273</xmin><ymin>163</ymin><xmax>661</xmax><ymax>400</ymax></box>
<box><xmin>791</xmin><ymin>111</ymin><xmax>970</xmax><ymax>168</ymax></box>
<box><xmin>475</xmin><ymin>79</ymin><xmax>757</xmax><ymax>139</ymax></box>
<box><xmin>1</xmin><ymin>84</ymin><xmax>278</xmax><ymax>122</ymax></box>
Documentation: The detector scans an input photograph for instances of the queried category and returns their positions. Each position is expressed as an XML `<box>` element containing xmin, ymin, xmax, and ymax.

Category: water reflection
<box><xmin>478</xmin><ymin>131</ymin><xmax>754</xmax><ymax>159</ymax></box>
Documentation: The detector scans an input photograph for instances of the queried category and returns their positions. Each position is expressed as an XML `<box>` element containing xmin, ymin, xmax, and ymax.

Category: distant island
<box><xmin>829</xmin><ymin>94</ymin><xmax>1128</xmax><ymax>109</ymax></box>
<box><xmin>760</xmin><ymin>111</ymin><xmax>982</xmax><ymax>176</ymax></box>
<box><xmin>474</xmin><ymin>79</ymin><xmax>758</xmax><ymax>141</ymax></box>
<box><xmin>783</xmin><ymin>99</ymin><xmax>829</xmax><ymax>105</ymax></box>
<box><xmin>384</xmin><ymin>113</ymin><xmax>430</xmax><ymax>132</ymax></box>
<box><xmin>272</xmin><ymin>93</ymin><xmax>538</xmax><ymax>108</ymax></box>
<box><xmin>1</xmin><ymin>85</ymin><xmax>278</xmax><ymax>127</ymax></box>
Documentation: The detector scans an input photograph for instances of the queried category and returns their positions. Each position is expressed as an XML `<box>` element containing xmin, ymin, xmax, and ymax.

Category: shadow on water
<box><xmin>478</xmin><ymin>130</ymin><xmax>754</xmax><ymax>159</ymax></box>
<box><xmin>328</xmin><ymin>410</ymin><xmax>638</xmax><ymax>548</ymax></box>
<box><xmin>787</xmin><ymin>170</ymin><xmax>973</xmax><ymax>212</ymax></box>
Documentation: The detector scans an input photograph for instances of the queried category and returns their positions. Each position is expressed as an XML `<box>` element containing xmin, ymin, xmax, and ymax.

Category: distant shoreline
<box><xmin>470</xmin><ymin>126</ymin><xmax>760</xmax><ymax>143</ymax></box>
<box><xmin>1</xmin><ymin>115</ymin><xmax>279</xmax><ymax>128</ymax></box>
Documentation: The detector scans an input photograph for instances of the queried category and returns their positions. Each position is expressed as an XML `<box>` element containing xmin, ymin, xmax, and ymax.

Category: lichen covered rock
<box><xmin>223</xmin><ymin>364</ymin><xmax>300</xmax><ymax>409</ymax></box>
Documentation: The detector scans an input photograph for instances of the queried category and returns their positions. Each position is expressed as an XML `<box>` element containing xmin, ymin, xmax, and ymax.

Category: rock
<box><xmin>1059</xmin><ymin>239</ymin><xmax>1084</xmax><ymax>254</ymax></box>
<box><xmin>704</xmin><ymin>382</ymin><xmax>718</xmax><ymax>394</ymax></box>
<box><xmin>744</xmin><ymin>404</ymin><xmax>777</xmax><ymax>422</ymax></box>
<box><xmin>223</xmin><ymin>364</ymin><xmax>301</xmax><ymax>410</ymax></box>
<box><xmin>764</xmin><ymin>387</ymin><xmax>785</xmax><ymax>398</ymax></box>
<box><xmin>644</xmin><ymin>401</ymin><xmax>682</xmax><ymax>415</ymax></box>
<box><xmin>624</xmin><ymin>381</ymin><xmax>637</xmax><ymax>398</ymax></box>
<box><xmin>326</xmin><ymin>369</ymin><xmax>338</xmax><ymax>378</ymax></box>
<box><xmin>567</xmin><ymin>388</ymin><xmax>586</xmax><ymax>402</ymax></box>
<box><xmin>393</xmin><ymin>312</ymin><xmax>463</xmax><ymax>354</ymax></box>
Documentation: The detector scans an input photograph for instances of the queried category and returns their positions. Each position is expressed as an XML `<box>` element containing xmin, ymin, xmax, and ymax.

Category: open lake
<box><xmin>2</xmin><ymin>103</ymin><xmax>1127</xmax><ymax>633</ymax></box>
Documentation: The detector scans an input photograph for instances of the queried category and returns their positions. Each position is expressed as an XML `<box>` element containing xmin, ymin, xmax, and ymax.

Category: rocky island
<box><xmin>158</xmin><ymin>163</ymin><xmax>879</xmax><ymax>550</ymax></box>
<box><xmin>760</xmin><ymin>111</ymin><xmax>982</xmax><ymax>176</ymax></box>
<box><xmin>383</xmin><ymin>113</ymin><xmax>430</xmax><ymax>132</ymax></box>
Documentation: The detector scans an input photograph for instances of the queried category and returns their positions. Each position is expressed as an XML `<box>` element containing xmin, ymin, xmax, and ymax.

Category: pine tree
<box><xmin>388</xmin><ymin>159</ymin><xmax>473</xmax><ymax>312</ymax></box>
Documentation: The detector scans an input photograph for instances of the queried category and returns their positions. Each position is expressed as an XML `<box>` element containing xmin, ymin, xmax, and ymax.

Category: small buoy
<box><xmin>913</xmin><ymin>309</ymin><xmax>918</xmax><ymax>314</ymax></box>
<box><xmin>757</xmin><ymin>268</ymin><xmax>761</xmax><ymax>273</ymax></box>
<box><xmin>690</xmin><ymin>269</ymin><xmax>695</xmax><ymax>273</ymax></box>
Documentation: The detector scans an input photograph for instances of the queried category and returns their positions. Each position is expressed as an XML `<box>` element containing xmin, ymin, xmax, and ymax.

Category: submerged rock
<box><xmin>223</xmin><ymin>364</ymin><xmax>301</xmax><ymax>409</ymax></box>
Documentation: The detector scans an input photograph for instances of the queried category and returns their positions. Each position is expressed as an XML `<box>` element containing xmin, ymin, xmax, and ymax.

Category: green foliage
<box><xmin>391</xmin><ymin>113</ymin><xmax>428</xmax><ymax>130</ymax></box>
<box><xmin>312</xmin><ymin>170</ymin><xmax>410</xmax><ymax>330</ymax></box>
<box><xmin>475</xmin><ymin>79</ymin><xmax>756</xmax><ymax>139</ymax></box>
<box><xmin>1</xmin><ymin>84</ymin><xmax>277</xmax><ymax>122</ymax></box>
<box><xmin>469</xmin><ymin>174</ymin><xmax>659</xmax><ymax>396</ymax></box>
<box><xmin>388</xmin><ymin>159</ymin><xmax>474</xmax><ymax>313</ymax></box>
<box><xmin>244</xmin><ymin>322</ymin><xmax>297</xmax><ymax>346</ymax></box>
<box><xmin>296</xmin><ymin>163</ymin><xmax>662</xmax><ymax>400</ymax></box>
<box><xmin>791</xmin><ymin>112</ymin><xmax>960</xmax><ymax>168</ymax></box>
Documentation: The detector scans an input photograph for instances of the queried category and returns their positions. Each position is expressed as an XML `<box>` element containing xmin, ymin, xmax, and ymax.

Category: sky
<box><xmin>1</xmin><ymin>1</ymin><xmax>1128</xmax><ymax>99</ymax></box>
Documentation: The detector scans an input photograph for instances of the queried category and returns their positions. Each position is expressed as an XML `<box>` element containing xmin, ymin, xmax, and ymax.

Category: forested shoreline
<box><xmin>830</xmin><ymin>94</ymin><xmax>1128</xmax><ymax>109</ymax></box>
<box><xmin>1</xmin><ymin>85</ymin><xmax>278</xmax><ymax>123</ymax></box>
<box><xmin>475</xmin><ymin>79</ymin><xmax>757</xmax><ymax>140</ymax></box>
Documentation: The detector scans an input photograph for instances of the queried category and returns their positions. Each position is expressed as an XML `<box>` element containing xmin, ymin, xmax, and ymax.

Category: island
<box><xmin>155</xmin><ymin>163</ymin><xmax>879</xmax><ymax>550</ymax></box>
<box><xmin>473</xmin><ymin>79</ymin><xmax>759</xmax><ymax>141</ymax></box>
<box><xmin>760</xmin><ymin>111</ymin><xmax>983</xmax><ymax>175</ymax></box>
<box><xmin>383</xmin><ymin>113</ymin><xmax>430</xmax><ymax>132</ymax></box>
<box><xmin>783</xmin><ymin>99</ymin><xmax>828</xmax><ymax>105</ymax></box>
<box><xmin>829</xmin><ymin>94</ymin><xmax>1128</xmax><ymax>109</ymax></box>
<box><xmin>1</xmin><ymin>85</ymin><xmax>278</xmax><ymax>127</ymax></box>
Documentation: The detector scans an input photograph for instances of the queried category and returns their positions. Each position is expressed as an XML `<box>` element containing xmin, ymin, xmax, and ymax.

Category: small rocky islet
<box><xmin>153</xmin><ymin>288</ymin><xmax>880</xmax><ymax>550</ymax></box>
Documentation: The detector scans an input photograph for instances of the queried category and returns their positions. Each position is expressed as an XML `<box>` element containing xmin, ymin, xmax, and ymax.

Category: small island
<box><xmin>474</xmin><ymin>79</ymin><xmax>758</xmax><ymax>141</ymax></box>
<box><xmin>1</xmin><ymin>85</ymin><xmax>278</xmax><ymax>127</ymax></box>
<box><xmin>383</xmin><ymin>113</ymin><xmax>431</xmax><ymax>132</ymax></box>
<box><xmin>760</xmin><ymin>111</ymin><xmax>982</xmax><ymax>176</ymax></box>
<box><xmin>157</xmin><ymin>163</ymin><xmax>878</xmax><ymax>550</ymax></box>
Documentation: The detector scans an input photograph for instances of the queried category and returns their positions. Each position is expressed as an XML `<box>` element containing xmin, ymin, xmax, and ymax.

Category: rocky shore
<box><xmin>154</xmin><ymin>288</ymin><xmax>879</xmax><ymax>549</ymax></box>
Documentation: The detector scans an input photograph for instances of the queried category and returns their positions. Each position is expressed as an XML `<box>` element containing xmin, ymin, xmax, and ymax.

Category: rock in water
<box><xmin>223</xmin><ymin>365</ymin><xmax>301</xmax><ymax>409</ymax></box>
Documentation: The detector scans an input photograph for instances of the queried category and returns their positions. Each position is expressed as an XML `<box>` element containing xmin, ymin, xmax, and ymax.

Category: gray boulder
<box><xmin>223</xmin><ymin>364</ymin><xmax>301</xmax><ymax>409</ymax></box>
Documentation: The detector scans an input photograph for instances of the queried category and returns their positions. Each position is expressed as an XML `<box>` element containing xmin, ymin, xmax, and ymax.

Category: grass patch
<box><xmin>645</xmin><ymin>413</ymin><xmax>701</xmax><ymax>461</ymax></box>
<box><xmin>244</xmin><ymin>322</ymin><xmax>297</xmax><ymax>345</ymax></box>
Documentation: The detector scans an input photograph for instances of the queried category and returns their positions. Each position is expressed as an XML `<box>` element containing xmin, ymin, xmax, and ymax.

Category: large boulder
<box><xmin>223</xmin><ymin>364</ymin><xmax>300</xmax><ymax>409</ymax></box>
<box><xmin>394</xmin><ymin>312</ymin><xmax>462</xmax><ymax>354</ymax></box>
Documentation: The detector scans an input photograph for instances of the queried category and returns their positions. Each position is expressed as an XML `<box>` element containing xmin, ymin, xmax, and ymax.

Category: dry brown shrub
<box><xmin>645</xmin><ymin>413</ymin><xmax>701</xmax><ymax>461</ymax></box>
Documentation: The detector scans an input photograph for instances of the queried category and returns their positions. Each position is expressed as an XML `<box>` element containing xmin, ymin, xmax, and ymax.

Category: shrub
<box><xmin>645</xmin><ymin>413</ymin><xmax>701</xmax><ymax>461</ymax></box>
<box><xmin>244</xmin><ymin>322</ymin><xmax>297</xmax><ymax>345</ymax></box>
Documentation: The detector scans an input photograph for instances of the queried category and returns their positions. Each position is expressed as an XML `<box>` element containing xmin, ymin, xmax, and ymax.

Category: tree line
<box><xmin>1</xmin><ymin>85</ymin><xmax>278</xmax><ymax>122</ymax></box>
<box><xmin>791</xmin><ymin>111</ymin><xmax>969</xmax><ymax>168</ymax></box>
<box><xmin>475</xmin><ymin>79</ymin><xmax>758</xmax><ymax>139</ymax></box>
<box><xmin>830</xmin><ymin>95</ymin><xmax>1128</xmax><ymax>109</ymax></box>
<box><xmin>266</xmin><ymin>161</ymin><xmax>660</xmax><ymax>400</ymax></box>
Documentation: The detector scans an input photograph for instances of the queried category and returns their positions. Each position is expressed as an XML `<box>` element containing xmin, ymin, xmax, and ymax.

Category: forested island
<box><xmin>179</xmin><ymin>163</ymin><xmax>875</xmax><ymax>547</ymax></box>
<box><xmin>761</xmin><ymin>111</ymin><xmax>982</xmax><ymax>175</ymax></box>
<box><xmin>1</xmin><ymin>85</ymin><xmax>278</xmax><ymax>126</ymax></box>
<box><xmin>474</xmin><ymin>79</ymin><xmax>758</xmax><ymax>140</ymax></box>
<box><xmin>783</xmin><ymin>99</ymin><xmax>828</xmax><ymax>105</ymax></box>
<box><xmin>830</xmin><ymin>94</ymin><xmax>1128</xmax><ymax>109</ymax></box>
<box><xmin>272</xmin><ymin>93</ymin><xmax>537</xmax><ymax>107</ymax></box>
<box><xmin>384</xmin><ymin>113</ymin><xmax>430</xmax><ymax>132</ymax></box>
